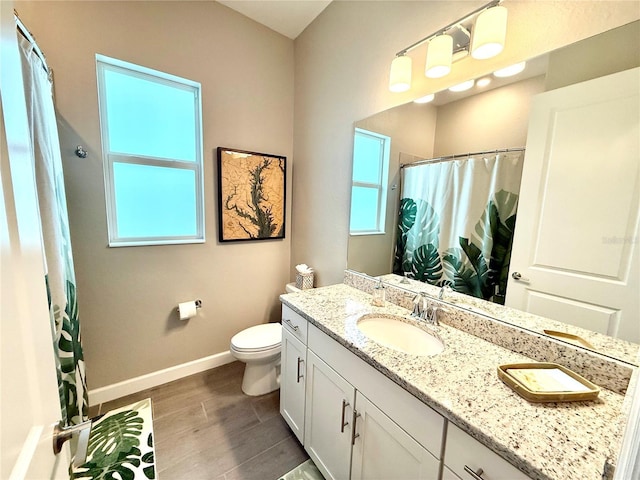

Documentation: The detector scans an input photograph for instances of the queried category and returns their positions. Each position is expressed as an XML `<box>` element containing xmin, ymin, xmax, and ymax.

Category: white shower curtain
<box><xmin>19</xmin><ymin>36</ymin><xmax>87</xmax><ymax>425</ymax></box>
<box><xmin>394</xmin><ymin>151</ymin><xmax>524</xmax><ymax>304</ymax></box>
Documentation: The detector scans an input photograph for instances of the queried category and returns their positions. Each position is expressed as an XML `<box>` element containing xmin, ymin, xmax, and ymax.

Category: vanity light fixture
<box><xmin>388</xmin><ymin>0</ymin><xmax>506</xmax><ymax>92</ymax></box>
<box><xmin>425</xmin><ymin>34</ymin><xmax>453</xmax><ymax>78</ymax></box>
<box><xmin>476</xmin><ymin>77</ymin><xmax>492</xmax><ymax>87</ymax></box>
<box><xmin>389</xmin><ymin>54</ymin><xmax>412</xmax><ymax>92</ymax></box>
<box><xmin>449</xmin><ymin>79</ymin><xmax>475</xmax><ymax>92</ymax></box>
<box><xmin>414</xmin><ymin>93</ymin><xmax>435</xmax><ymax>104</ymax></box>
<box><xmin>493</xmin><ymin>61</ymin><xmax>526</xmax><ymax>77</ymax></box>
<box><xmin>471</xmin><ymin>5</ymin><xmax>508</xmax><ymax>59</ymax></box>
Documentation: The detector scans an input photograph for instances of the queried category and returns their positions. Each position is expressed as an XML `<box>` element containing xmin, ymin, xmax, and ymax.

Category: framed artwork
<box><xmin>217</xmin><ymin>147</ymin><xmax>286</xmax><ymax>242</ymax></box>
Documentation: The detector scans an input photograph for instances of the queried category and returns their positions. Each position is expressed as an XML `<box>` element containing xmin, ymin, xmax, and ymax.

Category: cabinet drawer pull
<box><xmin>463</xmin><ymin>466</ymin><xmax>484</xmax><ymax>480</ymax></box>
<box><xmin>340</xmin><ymin>400</ymin><xmax>350</xmax><ymax>432</ymax></box>
<box><xmin>351</xmin><ymin>409</ymin><xmax>361</xmax><ymax>445</ymax></box>
<box><xmin>296</xmin><ymin>357</ymin><xmax>304</xmax><ymax>383</ymax></box>
<box><xmin>284</xmin><ymin>318</ymin><xmax>299</xmax><ymax>332</ymax></box>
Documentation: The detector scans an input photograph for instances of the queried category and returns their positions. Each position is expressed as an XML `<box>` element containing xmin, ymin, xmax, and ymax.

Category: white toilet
<box><xmin>230</xmin><ymin>283</ymin><xmax>301</xmax><ymax>396</ymax></box>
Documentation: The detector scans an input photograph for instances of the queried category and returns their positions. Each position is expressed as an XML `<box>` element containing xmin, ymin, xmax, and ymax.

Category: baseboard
<box><xmin>88</xmin><ymin>350</ymin><xmax>235</xmax><ymax>406</ymax></box>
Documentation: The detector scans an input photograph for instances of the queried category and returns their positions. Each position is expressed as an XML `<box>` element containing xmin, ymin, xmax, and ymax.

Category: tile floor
<box><xmin>89</xmin><ymin>361</ymin><xmax>309</xmax><ymax>479</ymax></box>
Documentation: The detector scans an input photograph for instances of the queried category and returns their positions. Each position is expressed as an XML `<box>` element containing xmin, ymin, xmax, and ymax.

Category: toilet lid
<box><xmin>231</xmin><ymin>323</ymin><xmax>282</xmax><ymax>352</ymax></box>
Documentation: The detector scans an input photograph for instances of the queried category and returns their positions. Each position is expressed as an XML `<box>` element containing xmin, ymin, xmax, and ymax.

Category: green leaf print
<box><xmin>393</xmin><ymin>198</ymin><xmax>416</xmax><ymax>274</ymax></box>
<box><xmin>410</xmin><ymin>244</ymin><xmax>443</xmax><ymax>284</ymax></box>
<box><xmin>86</xmin><ymin>410</ymin><xmax>144</xmax><ymax>467</ymax></box>
<box><xmin>442</xmin><ymin>249</ymin><xmax>483</xmax><ymax>298</ymax></box>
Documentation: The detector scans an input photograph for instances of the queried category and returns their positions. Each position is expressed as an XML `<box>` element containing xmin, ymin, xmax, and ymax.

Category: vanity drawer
<box><xmin>282</xmin><ymin>305</ymin><xmax>308</xmax><ymax>344</ymax></box>
<box><xmin>445</xmin><ymin>423</ymin><xmax>530</xmax><ymax>480</ymax></box>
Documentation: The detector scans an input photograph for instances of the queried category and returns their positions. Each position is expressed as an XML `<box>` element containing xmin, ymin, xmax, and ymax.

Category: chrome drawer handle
<box><xmin>284</xmin><ymin>318</ymin><xmax>299</xmax><ymax>331</ymax></box>
<box><xmin>351</xmin><ymin>409</ymin><xmax>361</xmax><ymax>445</ymax></box>
<box><xmin>296</xmin><ymin>357</ymin><xmax>304</xmax><ymax>383</ymax></box>
<box><xmin>463</xmin><ymin>466</ymin><xmax>484</xmax><ymax>480</ymax></box>
<box><xmin>340</xmin><ymin>400</ymin><xmax>350</xmax><ymax>432</ymax></box>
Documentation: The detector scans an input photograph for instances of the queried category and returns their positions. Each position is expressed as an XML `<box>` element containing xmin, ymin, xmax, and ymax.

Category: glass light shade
<box><xmin>425</xmin><ymin>35</ymin><xmax>453</xmax><ymax>78</ymax></box>
<box><xmin>414</xmin><ymin>93</ymin><xmax>435</xmax><ymax>104</ymax></box>
<box><xmin>449</xmin><ymin>79</ymin><xmax>475</xmax><ymax>92</ymax></box>
<box><xmin>471</xmin><ymin>5</ymin><xmax>507</xmax><ymax>60</ymax></box>
<box><xmin>389</xmin><ymin>55</ymin><xmax>412</xmax><ymax>92</ymax></box>
<box><xmin>476</xmin><ymin>77</ymin><xmax>491</xmax><ymax>87</ymax></box>
<box><xmin>493</xmin><ymin>61</ymin><xmax>526</xmax><ymax>77</ymax></box>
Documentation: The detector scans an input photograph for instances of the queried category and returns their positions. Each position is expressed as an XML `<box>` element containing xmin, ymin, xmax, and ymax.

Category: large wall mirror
<box><xmin>348</xmin><ymin>21</ymin><xmax>640</xmax><ymax>366</ymax></box>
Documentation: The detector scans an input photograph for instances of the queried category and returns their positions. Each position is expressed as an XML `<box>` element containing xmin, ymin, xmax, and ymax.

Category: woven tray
<box><xmin>498</xmin><ymin>362</ymin><xmax>600</xmax><ymax>403</ymax></box>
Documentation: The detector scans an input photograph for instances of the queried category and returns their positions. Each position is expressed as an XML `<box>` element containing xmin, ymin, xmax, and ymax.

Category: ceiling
<box><xmin>217</xmin><ymin>0</ymin><xmax>333</xmax><ymax>39</ymax></box>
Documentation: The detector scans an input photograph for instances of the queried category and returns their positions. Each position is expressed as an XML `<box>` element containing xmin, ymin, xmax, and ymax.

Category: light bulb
<box><xmin>425</xmin><ymin>35</ymin><xmax>453</xmax><ymax>79</ymax></box>
<box><xmin>493</xmin><ymin>61</ymin><xmax>526</xmax><ymax>78</ymax></box>
<box><xmin>389</xmin><ymin>55</ymin><xmax>412</xmax><ymax>92</ymax></box>
<box><xmin>471</xmin><ymin>6</ymin><xmax>507</xmax><ymax>60</ymax></box>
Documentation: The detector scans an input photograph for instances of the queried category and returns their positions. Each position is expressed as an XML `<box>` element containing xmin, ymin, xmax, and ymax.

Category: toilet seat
<box><xmin>231</xmin><ymin>323</ymin><xmax>281</xmax><ymax>353</ymax></box>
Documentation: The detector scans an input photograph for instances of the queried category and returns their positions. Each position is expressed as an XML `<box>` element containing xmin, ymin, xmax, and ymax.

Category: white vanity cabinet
<box><xmin>351</xmin><ymin>391</ymin><xmax>440</xmax><ymax>480</ymax></box>
<box><xmin>304</xmin><ymin>350</ymin><xmax>355</xmax><ymax>480</ymax></box>
<box><xmin>280</xmin><ymin>326</ymin><xmax>307</xmax><ymax>444</ymax></box>
<box><xmin>444</xmin><ymin>423</ymin><xmax>530</xmax><ymax>480</ymax></box>
<box><xmin>280</xmin><ymin>303</ymin><xmax>528</xmax><ymax>480</ymax></box>
<box><xmin>280</xmin><ymin>305</ymin><xmax>309</xmax><ymax>443</ymax></box>
<box><xmin>306</xmin><ymin>322</ymin><xmax>443</xmax><ymax>480</ymax></box>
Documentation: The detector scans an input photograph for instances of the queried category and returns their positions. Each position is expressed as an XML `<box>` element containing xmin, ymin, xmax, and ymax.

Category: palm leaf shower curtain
<box><xmin>19</xmin><ymin>36</ymin><xmax>88</xmax><ymax>425</ymax></box>
<box><xmin>393</xmin><ymin>151</ymin><xmax>524</xmax><ymax>304</ymax></box>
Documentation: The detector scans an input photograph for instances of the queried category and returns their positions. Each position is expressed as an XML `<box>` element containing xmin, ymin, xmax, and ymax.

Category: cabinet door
<box><xmin>445</xmin><ymin>424</ymin><xmax>530</xmax><ymax>480</ymax></box>
<box><xmin>442</xmin><ymin>466</ymin><xmax>462</xmax><ymax>480</ymax></box>
<box><xmin>351</xmin><ymin>392</ymin><xmax>440</xmax><ymax>480</ymax></box>
<box><xmin>280</xmin><ymin>327</ymin><xmax>307</xmax><ymax>444</ymax></box>
<box><xmin>304</xmin><ymin>350</ymin><xmax>355</xmax><ymax>480</ymax></box>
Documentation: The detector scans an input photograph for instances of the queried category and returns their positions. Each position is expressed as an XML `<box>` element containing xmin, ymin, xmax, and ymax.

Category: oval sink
<box><xmin>357</xmin><ymin>315</ymin><xmax>444</xmax><ymax>356</ymax></box>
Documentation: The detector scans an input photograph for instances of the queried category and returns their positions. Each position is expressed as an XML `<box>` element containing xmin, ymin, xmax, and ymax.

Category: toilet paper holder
<box><xmin>176</xmin><ymin>299</ymin><xmax>202</xmax><ymax>312</ymax></box>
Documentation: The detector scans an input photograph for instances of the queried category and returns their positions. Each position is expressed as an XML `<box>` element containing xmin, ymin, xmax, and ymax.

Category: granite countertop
<box><xmin>280</xmin><ymin>284</ymin><xmax>627</xmax><ymax>480</ymax></box>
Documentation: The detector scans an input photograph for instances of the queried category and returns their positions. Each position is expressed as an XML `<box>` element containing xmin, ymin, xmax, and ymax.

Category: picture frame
<box><xmin>217</xmin><ymin>147</ymin><xmax>286</xmax><ymax>242</ymax></box>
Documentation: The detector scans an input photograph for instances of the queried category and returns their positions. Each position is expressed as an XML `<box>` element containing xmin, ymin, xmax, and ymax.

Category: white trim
<box><xmin>88</xmin><ymin>351</ymin><xmax>235</xmax><ymax>406</ymax></box>
<box><xmin>614</xmin><ymin>362</ymin><xmax>640</xmax><ymax>480</ymax></box>
<box><xmin>95</xmin><ymin>54</ymin><xmax>205</xmax><ymax>247</ymax></box>
<box><xmin>9</xmin><ymin>426</ymin><xmax>43</xmax><ymax>480</ymax></box>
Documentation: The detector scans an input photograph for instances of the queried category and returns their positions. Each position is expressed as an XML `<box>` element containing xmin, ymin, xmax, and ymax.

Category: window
<box><xmin>96</xmin><ymin>55</ymin><xmax>204</xmax><ymax>246</ymax></box>
<box><xmin>350</xmin><ymin>128</ymin><xmax>390</xmax><ymax>234</ymax></box>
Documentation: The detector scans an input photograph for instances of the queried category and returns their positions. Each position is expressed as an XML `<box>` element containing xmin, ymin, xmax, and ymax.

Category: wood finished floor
<box><xmin>88</xmin><ymin>361</ymin><xmax>309</xmax><ymax>479</ymax></box>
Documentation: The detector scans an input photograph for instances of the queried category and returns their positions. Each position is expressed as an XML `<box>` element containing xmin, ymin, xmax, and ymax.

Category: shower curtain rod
<box><xmin>400</xmin><ymin>147</ymin><xmax>525</xmax><ymax>169</ymax></box>
<box><xmin>14</xmin><ymin>10</ymin><xmax>50</xmax><ymax>76</ymax></box>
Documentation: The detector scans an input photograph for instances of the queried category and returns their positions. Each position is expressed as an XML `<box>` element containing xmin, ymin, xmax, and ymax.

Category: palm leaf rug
<box><xmin>73</xmin><ymin>399</ymin><xmax>155</xmax><ymax>480</ymax></box>
<box><xmin>278</xmin><ymin>459</ymin><xmax>324</xmax><ymax>480</ymax></box>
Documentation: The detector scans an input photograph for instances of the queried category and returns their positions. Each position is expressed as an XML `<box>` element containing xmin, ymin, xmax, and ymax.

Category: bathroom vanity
<box><xmin>279</xmin><ymin>282</ymin><xmax>631</xmax><ymax>480</ymax></box>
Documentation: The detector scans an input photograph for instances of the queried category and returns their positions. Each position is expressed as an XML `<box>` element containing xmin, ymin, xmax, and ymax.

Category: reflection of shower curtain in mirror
<box><xmin>19</xmin><ymin>37</ymin><xmax>88</xmax><ymax>424</ymax></box>
<box><xmin>393</xmin><ymin>151</ymin><xmax>524</xmax><ymax>304</ymax></box>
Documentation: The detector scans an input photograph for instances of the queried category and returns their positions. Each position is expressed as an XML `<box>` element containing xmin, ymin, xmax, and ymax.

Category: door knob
<box><xmin>53</xmin><ymin>419</ymin><xmax>93</xmax><ymax>467</ymax></box>
<box><xmin>511</xmin><ymin>272</ymin><xmax>530</xmax><ymax>283</ymax></box>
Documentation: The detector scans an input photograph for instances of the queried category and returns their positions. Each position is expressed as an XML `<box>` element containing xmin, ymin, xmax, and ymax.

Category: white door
<box><xmin>1</xmin><ymin>2</ymin><xmax>70</xmax><ymax>478</ymax></box>
<box><xmin>304</xmin><ymin>350</ymin><xmax>355</xmax><ymax>480</ymax></box>
<box><xmin>350</xmin><ymin>391</ymin><xmax>439</xmax><ymax>480</ymax></box>
<box><xmin>507</xmin><ymin>67</ymin><xmax>640</xmax><ymax>343</ymax></box>
<box><xmin>280</xmin><ymin>327</ymin><xmax>307</xmax><ymax>444</ymax></box>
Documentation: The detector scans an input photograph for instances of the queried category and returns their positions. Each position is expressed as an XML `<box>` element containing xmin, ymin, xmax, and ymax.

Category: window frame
<box><xmin>349</xmin><ymin>128</ymin><xmax>391</xmax><ymax>235</ymax></box>
<box><xmin>96</xmin><ymin>54</ymin><xmax>205</xmax><ymax>247</ymax></box>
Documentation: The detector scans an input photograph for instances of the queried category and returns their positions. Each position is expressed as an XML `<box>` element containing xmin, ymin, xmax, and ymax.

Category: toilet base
<box><xmin>241</xmin><ymin>359</ymin><xmax>281</xmax><ymax>396</ymax></box>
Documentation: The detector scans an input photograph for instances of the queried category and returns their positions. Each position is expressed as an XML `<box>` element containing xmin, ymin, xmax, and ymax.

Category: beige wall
<box><xmin>434</xmin><ymin>75</ymin><xmax>545</xmax><ymax>157</ymax></box>
<box><xmin>546</xmin><ymin>20</ymin><xmax>640</xmax><ymax>90</ymax></box>
<box><xmin>349</xmin><ymin>102</ymin><xmax>437</xmax><ymax>275</ymax></box>
<box><xmin>17</xmin><ymin>1</ymin><xmax>294</xmax><ymax>389</ymax></box>
<box><xmin>293</xmin><ymin>1</ymin><xmax>640</xmax><ymax>287</ymax></box>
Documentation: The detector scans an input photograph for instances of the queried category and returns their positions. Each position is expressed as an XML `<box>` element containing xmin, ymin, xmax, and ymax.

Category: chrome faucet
<box><xmin>438</xmin><ymin>285</ymin><xmax>452</xmax><ymax>301</ymax></box>
<box><xmin>412</xmin><ymin>292</ymin><xmax>441</xmax><ymax>325</ymax></box>
<box><xmin>425</xmin><ymin>304</ymin><xmax>442</xmax><ymax>326</ymax></box>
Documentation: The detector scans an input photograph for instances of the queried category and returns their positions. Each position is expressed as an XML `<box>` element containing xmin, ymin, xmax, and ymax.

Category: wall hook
<box><xmin>75</xmin><ymin>145</ymin><xmax>88</xmax><ymax>158</ymax></box>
